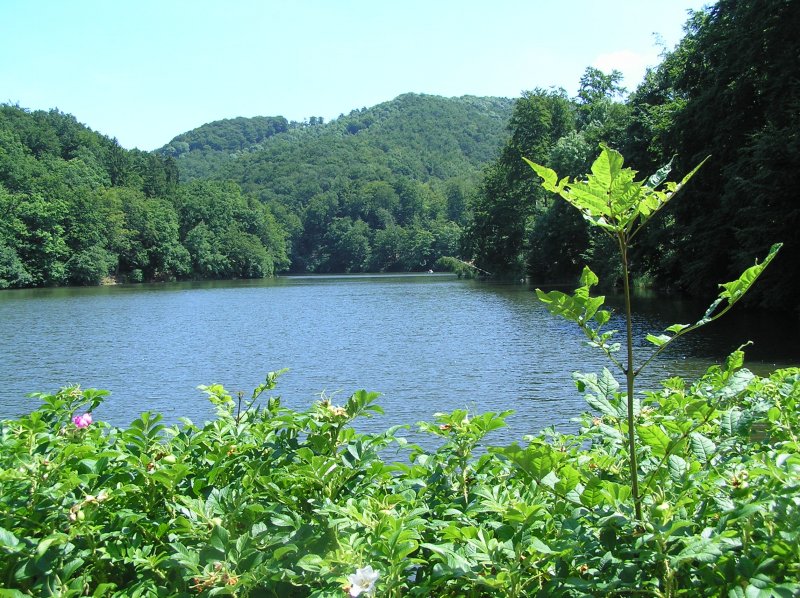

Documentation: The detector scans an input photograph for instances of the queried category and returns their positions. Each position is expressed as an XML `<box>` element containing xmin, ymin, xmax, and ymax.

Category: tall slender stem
<box><xmin>619</xmin><ymin>234</ymin><xmax>642</xmax><ymax>520</ymax></box>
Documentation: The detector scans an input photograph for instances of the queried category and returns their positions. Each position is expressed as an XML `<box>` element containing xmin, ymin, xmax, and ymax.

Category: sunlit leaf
<box><xmin>689</xmin><ymin>432</ymin><xmax>716</xmax><ymax>463</ymax></box>
<box><xmin>637</xmin><ymin>425</ymin><xmax>671</xmax><ymax>457</ymax></box>
<box><xmin>646</xmin><ymin>155</ymin><xmax>675</xmax><ymax>188</ymax></box>
<box><xmin>667</xmin><ymin>455</ymin><xmax>688</xmax><ymax>481</ymax></box>
<box><xmin>646</xmin><ymin>334</ymin><xmax>671</xmax><ymax>347</ymax></box>
<box><xmin>665</xmin><ymin>323</ymin><xmax>690</xmax><ymax>334</ymax></box>
<box><xmin>590</xmin><ymin>144</ymin><xmax>624</xmax><ymax>189</ymax></box>
<box><xmin>718</xmin><ymin>243</ymin><xmax>782</xmax><ymax>304</ymax></box>
<box><xmin>580</xmin><ymin>477</ymin><xmax>605</xmax><ymax>508</ymax></box>
<box><xmin>670</xmin><ymin>536</ymin><xmax>725</xmax><ymax>566</ymax></box>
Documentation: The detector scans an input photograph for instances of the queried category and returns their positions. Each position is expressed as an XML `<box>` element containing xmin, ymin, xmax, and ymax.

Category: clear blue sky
<box><xmin>2</xmin><ymin>0</ymin><xmax>709</xmax><ymax>151</ymax></box>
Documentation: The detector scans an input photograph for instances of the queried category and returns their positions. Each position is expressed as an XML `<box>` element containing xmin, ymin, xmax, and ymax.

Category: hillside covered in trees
<box><xmin>159</xmin><ymin>93</ymin><xmax>514</xmax><ymax>273</ymax></box>
<box><xmin>0</xmin><ymin>94</ymin><xmax>512</xmax><ymax>285</ymax></box>
<box><xmin>0</xmin><ymin>106</ymin><xmax>290</xmax><ymax>287</ymax></box>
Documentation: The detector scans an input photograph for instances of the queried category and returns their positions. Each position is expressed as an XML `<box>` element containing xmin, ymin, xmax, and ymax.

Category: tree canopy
<box><xmin>159</xmin><ymin>93</ymin><xmax>514</xmax><ymax>274</ymax></box>
<box><xmin>0</xmin><ymin>106</ymin><xmax>288</xmax><ymax>286</ymax></box>
<box><xmin>462</xmin><ymin>0</ymin><xmax>799</xmax><ymax>312</ymax></box>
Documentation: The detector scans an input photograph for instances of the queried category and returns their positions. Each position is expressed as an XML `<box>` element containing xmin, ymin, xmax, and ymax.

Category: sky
<box><xmin>2</xmin><ymin>0</ymin><xmax>709</xmax><ymax>151</ymax></box>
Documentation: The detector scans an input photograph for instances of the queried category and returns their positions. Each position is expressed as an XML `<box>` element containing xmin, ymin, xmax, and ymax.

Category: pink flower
<box><xmin>72</xmin><ymin>413</ymin><xmax>92</xmax><ymax>429</ymax></box>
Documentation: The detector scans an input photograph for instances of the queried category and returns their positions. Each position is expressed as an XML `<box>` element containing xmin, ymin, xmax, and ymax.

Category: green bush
<box><xmin>0</xmin><ymin>362</ymin><xmax>798</xmax><ymax>596</ymax></box>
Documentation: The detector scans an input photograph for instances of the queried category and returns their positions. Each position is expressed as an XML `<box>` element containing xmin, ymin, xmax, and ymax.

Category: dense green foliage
<box><xmin>0</xmin><ymin>106</ymin><xmax>288</xmax><ymax>286</ymax></box>
<box><xmin>160</xmin><ymin>94</ymin><xmax>513</xmax><ymax>274</ymax></box>
<box><xmin>3</xmin><ymin>0</ymin><xmax>798</xmax><ymax>311</ymax></box>
<box><xmin>622</xmin><ymin>0</ymin><xmax>800</xmax><ymax>311</ymax></box>
<box><xmin>2</xmin><ymin>360</ymin><xmax>798</xmax><ymax>596</ymax></box>
<box><xmin>3</xmin><ymin>145</ymin><xmax>795</xmax><ymax>597</ymax></box>
<box><xmin>464</xmin><ymin>0</ymin><xmax>799</xmax><ymax>312</ymax></box>
<box><xmin>0</xmin><ymin>95</ymin><xmax>511</xmax><ymax>287</ymax></box>
<box><xmin>527</xmin><ymin>144</ymin><xmax>780</xmax><ymax>521</ymax></box>
<box><xmin>463</xmin><ymin>69</ymin><xmax>629</xmax><ymax>281</ymax></box>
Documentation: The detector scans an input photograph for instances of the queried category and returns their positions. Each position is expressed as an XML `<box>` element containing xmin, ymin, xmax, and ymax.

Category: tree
<box><xmin>120</xmin><ymin>191</ymin><xmax>189</xmax><ymax>281</ymax></box>
<box><xmin>321</xmin><ymin>218</ymin><xmax>371</xmax><ymax>273</ymax></box>
<box><xmin>463</xmin><ymin>89</ymin><xmax>575</xmax><ymax>276</ymax></box>
<box><xmin>65</xmin><ymin>245</ymin><xmax>115</xmax><ymax>285</ymax></box>
<box><xmin>623</xmin><ymin>0</ymin><xmax>800</xmax><ymax>310</ymax></box>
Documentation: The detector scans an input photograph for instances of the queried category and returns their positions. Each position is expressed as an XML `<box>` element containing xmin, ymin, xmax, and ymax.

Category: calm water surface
<box><xmin>1</xmin><ymin>275</ymin><xmax>797</xmax><ymax>446</ymax></box>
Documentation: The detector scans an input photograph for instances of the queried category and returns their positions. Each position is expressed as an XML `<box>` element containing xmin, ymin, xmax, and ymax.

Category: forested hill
<box><xmin>159</xmin><ymin>94</ymin><xmax>514</xmax><ymax>183</ymax></box>
<box><xmin>0</xmin><ymin>94</ymin><xmax>513</xmax><ymax>288</ymax></box>
<box><xmin>460</xmin><ymin>0</ymin><xmax>800</xmax><ymax>312</ymax></box>
<box><xmin>0</xmin><ymin>105</ymin><xmax>289</xmax><ymax>287</ymax></box>
<box><xmin>159</xmin><ymin>94</ymin><xmax>514</xmax><ymax>273</ymax></box>
<box><xmin>7</xmin><ymin>0</ymin><xmax>795</xmax><ymax>311</ymax></box>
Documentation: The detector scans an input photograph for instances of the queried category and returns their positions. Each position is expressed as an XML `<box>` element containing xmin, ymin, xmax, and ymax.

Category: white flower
<box><xmin>347</xmin><ymin>565</ymin><xmax>379</xmax><ymax>596</ymax></box>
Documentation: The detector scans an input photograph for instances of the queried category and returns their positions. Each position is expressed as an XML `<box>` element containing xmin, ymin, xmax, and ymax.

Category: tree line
<box><xmin>0</xmin><ymin>94</ymin><xmax>514</xmax><ymax>287</ymax></box>
<box><xmin>162</xmin><ymin>93</ymin><xmax>514</xmax><ymax>274</ymax></box>
<box><xmin>0</xmin><ymin>106</ymin><xmax>288</xmax><ymax>287</ymax></box>
<box><xmin>463</xmin><ymin>0</ymin><xmax>799</xmax><ymax>311</ymax></box>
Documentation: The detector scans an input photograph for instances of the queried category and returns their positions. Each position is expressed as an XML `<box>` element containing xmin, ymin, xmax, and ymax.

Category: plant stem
<box><xmin>619</xmin><ymin>235</ymin><xmax>642</xmax><ymax>520</ymax></box>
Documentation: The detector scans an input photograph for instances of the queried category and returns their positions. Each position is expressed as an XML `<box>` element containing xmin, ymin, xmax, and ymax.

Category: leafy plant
<box><xmin>2</xmin><ymin>360</ymin><xmax>799</xmax><ymax>595</ymax></box>
<box><xmin>525</xmin><ymin>144</ymin><xmax>781</xmax><ymax>519</ymax></box>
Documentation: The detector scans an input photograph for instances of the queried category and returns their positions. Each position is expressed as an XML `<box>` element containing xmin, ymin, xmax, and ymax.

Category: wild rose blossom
<box><xmin>347</xmin><ymin>565</ymin><xmax>379</xmax><ymax>596</ymax></box>
<box><xmin>72</xmin><ymin>412</ymin><xmax>92</xmax><ymax>428</ymax></box>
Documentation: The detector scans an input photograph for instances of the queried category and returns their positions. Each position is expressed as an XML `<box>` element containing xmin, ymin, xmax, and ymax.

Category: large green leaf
<box><xmin>528</xmin><ymin>145</ymin><xmax>709</xmax><ymax>239</ymax></box>
<box><xmin>670</xmin><ymin>535</ymin><xmax>725</xmax><ymax>566</ymax></box>
<box><xmin>575</xmin><ymin>369</ymin><xmax>627</xmax><ymax>419</ymax></box>
<box><xmin>496</xmin><ymin>443</ymin><xmax>559</xmax><ymax>481</ymax></box>
<box><xmin>719</xmin><ymin>243</ymin><xmax>782</xmax><ymax>303</ymax></box>
<box><xmin>580</xmin><ymin>476</ymin><xmax>605</xmax><ymax>508</ymax></box>
<box><xmin>637</xmin><ymin>424</ymin><xmax>671</xmax><ymax>458</ymax></box>
<box><xmin>689</xmin><ymin>432</ymin><xmax>716</xmax><ymax>463</ymax></box>
<box><xmin>590</xmin><ymin>144</ymin><xmax>624</xmax><ymax>187</ymax></box>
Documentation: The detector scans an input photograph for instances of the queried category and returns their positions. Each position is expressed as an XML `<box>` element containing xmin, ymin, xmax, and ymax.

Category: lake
<box><xmin>1</xmin><ymin>275</ymin><xmax>798</xmax><ymax>446</ymax></box>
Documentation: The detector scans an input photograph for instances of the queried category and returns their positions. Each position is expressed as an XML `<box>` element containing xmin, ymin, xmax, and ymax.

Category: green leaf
<box><xmin>579</xmin><ymin>265</ymin><xmax>599</xmax><ymax>287</ymax></box>
<box><xmin>272</xmin><ymin>544</ymin><xmax>298</xmax><ymax>560</ymax></box>
<box><xmin>646</xmin><ymin>334</ymin><xmax>671</xmax><ymax>347</ymax></box>
<box><xmin>719</xmin><ymin>243</ymin><xmax>782</xmax><ymax>304</ymax></box>
<box><xmin>580</xmin><ymin>477</ymin><xmax>605</xmax><ymax>508</ymax></box>
<box><xmin>421</xmin><ymin>543</ymin><xmax>474</xmax><ymax>576</ymax></box>
<box><xmin>590</xmin><ymin>144</ymin><xmax>624</xmax><ymax>190</ymax></box>
<box><xmin>524</xmin><ymin>159</ymin><xmax>560</xmax><ymax>192</ymax></box>
<box><xmin>269</xmin><ymin>512</ymin><xmax>297</xmax><ymax>528</ymax></box>
<box><xmin>646</xmin><ymin>155</ymin><xmax>675</xmax><ymax>188</ymax></box>
<box><xmin>0</xmin><ymin>527</ymin><xmax>20</xmax><ymax>550</ymax></box>
<box><xmin>497</xmin><ymin>443</ymin><xmax>558</xmax><ymax>481</ymax></box>
<box><xmin>209</xmin><ymin>526</ymin><xmax>229</xmax><ymax>552</ymax></box>
<box><xmin>689</xmin><ymin>432</ymin><xmax>716</xmax><ymax>463</ymax></box>
<box><xmin>555</xmin><ymin>465</ymin><xmax>581</xmax><ymax>495</ymax></box>
<box><xmin>528</xmin><ymin>537</ymin><xmax>557</xmax><ymax>554</ymax></box>
<box><xmin>296</xmin><ymin>554</ymin><xmax>324</xmax><ymax>573</ymax></box>
<box><xmin>637</xmin><ymin>425</ymin><xmax>671</xmax><ymax>457</ymax></box>
<box><xmin>671</xmin><ymin>536</ymin><xmax>723</xmax><ymax>566</ymax></box>
<box><xmin>665</xmin><ymin>323</ymin><xmax>690</xmax><ymax>334</ymax></box>
<box><xmin>720</xmin><ymin>409</ymin><xmax>744</xmax><ymax>436</ymax></box>
<box><xmin>743</xmin><ymin>573</ymin><xmax>794</xmax><ymax>598</ymax></box>
<box><xmin>576</xmin><ymin>370</ymin><xmax>625</xmax><ymax>419</ymax></box>
<box><xmin>668</xmin><ymin>455</ymin><xmax>688</xmax><ymax>481</ymax></box>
